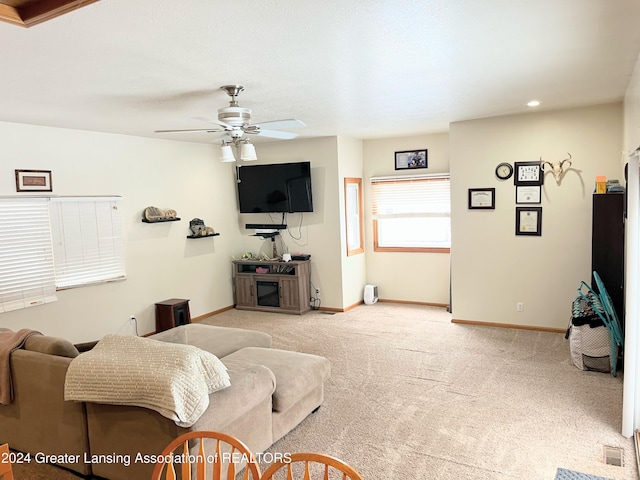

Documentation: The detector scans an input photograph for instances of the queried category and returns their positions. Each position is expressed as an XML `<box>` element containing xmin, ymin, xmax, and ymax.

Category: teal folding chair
<box><xmin>577</xmin><ymin>271</ymin><xmax>624</xmax><ymax>376</ymax></box>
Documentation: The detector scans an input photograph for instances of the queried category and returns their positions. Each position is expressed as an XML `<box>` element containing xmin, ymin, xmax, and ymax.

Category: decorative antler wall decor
<box><xmin>541</xmin><ymin>153</ymin><xmax>572</xmax><ymax>185</ymax></box>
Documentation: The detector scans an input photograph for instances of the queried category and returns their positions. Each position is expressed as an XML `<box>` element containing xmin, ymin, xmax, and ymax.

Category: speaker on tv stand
<box><xmin>155</xmin><ymin>298</ymin><xmax>191</xmax><ymax>333</ymax></box>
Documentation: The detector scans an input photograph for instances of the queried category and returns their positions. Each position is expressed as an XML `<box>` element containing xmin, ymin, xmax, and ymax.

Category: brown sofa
<box><xmin>0</xmin><ymin>323</ymin><xmax>331</xmax><ymax>479</ymax></box>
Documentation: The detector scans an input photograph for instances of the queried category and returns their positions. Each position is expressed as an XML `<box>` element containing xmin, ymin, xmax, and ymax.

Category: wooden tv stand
<box><xmin>233</xmin><ymin>260</ymin><xmax>310</xmax><ymax>314</ymax></box>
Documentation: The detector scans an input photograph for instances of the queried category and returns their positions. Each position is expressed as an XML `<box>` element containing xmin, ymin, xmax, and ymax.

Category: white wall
<box><xmin>0</xmin><ymin>122</ymin><xmax>242</xmax><ymax>342</ymax></box>
<box><xmin>236</xmin><ymin>137</ymin><xmax>345</xmax><ymax>310</ymax></box>
<box><xmin>624</xmin><ymin>52</ymin><xmax>640</xmax><ymax>155</ymax></box>
<box><xmin>362</xmin><ymin>133</ymin><xmax>451</xmax><ymax>305</ymax></box>
<box><xmin>337</xmin><ymin>136</ymin><xmax>367</xmax><ymax>309</ymax></box>
<box><xmin>450</xmin><ymin>103</ymin><xmax>623</xmax><ymax>330</ymax></box>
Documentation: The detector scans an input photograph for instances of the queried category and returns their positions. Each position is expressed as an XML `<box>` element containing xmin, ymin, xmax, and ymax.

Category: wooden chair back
<box><xmin>150</xmin><ymin>431</ymin><xmax>261</xmax><ymax>480</ymax></box>
<box><xmin>260</xmin><ymin>452</ymin><xmax>363</xmax><ymax>480</ymax></box>
<box><xmin>0</xmin><ymin>444</ymin><xmax>14</xmax><ymax>480</ymax></box>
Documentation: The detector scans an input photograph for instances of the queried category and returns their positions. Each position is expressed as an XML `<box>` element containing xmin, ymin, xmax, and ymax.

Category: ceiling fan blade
<box><xmin>155</xmin><ymin>128</ymin><xmax>224</xmax><ymax>133</ymax></box>
<box><xmin>193</xmin><ymin>116</ymin><xmax>234</xmax><ymax>129</ymax></box>
<box><xmin>155</xmin><ymin>127</ymin><xmax>225</xmax><ymax>134</ymax></box>
<box><xmin>253</xmin><ymin>119</ymin><xmax>306</xmax><ymax>130</ymax></box>
<box><xmin>255</xmin><ymin>129</ymin><xmax>299</xmax><ymax>140</ymax></box>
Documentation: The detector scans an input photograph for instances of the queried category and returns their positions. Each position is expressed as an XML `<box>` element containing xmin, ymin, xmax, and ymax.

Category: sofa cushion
<box><xmin>150</xmin><ymin>323</ymin><xmax>272</xmax><ymax>358</ymax></box>
<box><xmin>223</xmin><ymin>347</ymin><xmax>331</xmax><ymax>412</ymax></box>
<box><xmin>24</xmin><ymin>335</ymin><xmax>79</xmax><ymax>358</ymax></box>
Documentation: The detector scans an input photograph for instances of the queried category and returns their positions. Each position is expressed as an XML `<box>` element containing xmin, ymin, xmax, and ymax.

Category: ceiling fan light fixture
<box><xmin>240</xmin><ymin>141</ymin><xmax>258</xmax><ymax>161</ymax></box>
<box><xmin>220</xmin><ymin>143</ymin><xmax>236</xmax><ymax>163</ymax></box>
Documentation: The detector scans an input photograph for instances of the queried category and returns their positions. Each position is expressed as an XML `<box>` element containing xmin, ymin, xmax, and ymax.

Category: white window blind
<box><xmin>0</xmin><ymin>198</ymin><xmax>57</xmax><ymax>312</ymax></box>
<box><xmin>49</xmin><ymin>197</ymin><xmax>126</xmax><ymax>289</ymax></box>
<box><xmin>371</xmin><ymin>174</ymin><xmax>451</xmax><ymax>250</ymax></box>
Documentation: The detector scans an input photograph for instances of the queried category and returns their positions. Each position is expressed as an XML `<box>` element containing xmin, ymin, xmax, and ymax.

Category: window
<box><xmin>49</xmin><ymin>197</ymin><xmax>126</xmax><ymax>289</ymax></box>
<box><xmin>344</xmin><ymin>178</ymin><xmax>364</xmax><ymax>256</ymax></box>
<box><xmin>371</xmin><ymin>174</ymin><xmax>450</xmax><ymax>252</ymax></box>
<box><xmin>0</xmin><ymin>198</ymin><xmax>57</xmax><ymax>312</ymax></box>
<box><xmin>0</xmin><ymin>196</ymin><xmax>125</xmax><ymax>313</ymax></box>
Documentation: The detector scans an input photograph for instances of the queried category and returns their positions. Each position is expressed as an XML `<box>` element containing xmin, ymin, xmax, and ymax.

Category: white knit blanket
<box><xmin>64</xmin><ymin>334</ymin><xmax>230</xmax><ymax>427</ymax></box>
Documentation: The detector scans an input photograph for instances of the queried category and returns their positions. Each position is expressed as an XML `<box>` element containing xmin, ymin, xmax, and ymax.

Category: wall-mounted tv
<box><xmin>237</xmin><ymin>161</ymin><xmax>313</xmax><ymax>213</ymax></box>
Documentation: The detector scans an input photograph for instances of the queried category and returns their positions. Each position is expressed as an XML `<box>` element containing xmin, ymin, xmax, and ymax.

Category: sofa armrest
<box><xmin>0</xmin><ymin>350</ymin><xmax>91</xmax><ymax>475</ymax></box>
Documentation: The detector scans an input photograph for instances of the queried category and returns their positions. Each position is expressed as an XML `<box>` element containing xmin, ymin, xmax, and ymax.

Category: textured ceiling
<box><xmin>1</xmin><ymin>0</ymin><xmax>640</xmax><ymax>144</ymax></box>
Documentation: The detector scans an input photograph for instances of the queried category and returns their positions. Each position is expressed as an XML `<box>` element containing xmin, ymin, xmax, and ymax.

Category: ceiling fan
<box><xmin>154</xmin><ymin>85</ymin><xmax>306</xmax><ymax>143</ymax></box>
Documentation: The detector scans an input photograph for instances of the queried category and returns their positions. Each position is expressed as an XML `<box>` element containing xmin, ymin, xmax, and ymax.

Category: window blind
<box><xmin>371</xmin><ymin>175</ymin><xmax>451</xmax><ymax>219</ymax></box>
<box><xmin>49</xmin><ymin>197</ymin><xmax>126</xmax><ymax>289</ymax></box>
<box><xmin>371</xmin><ymin>175</ymin><xmax>451</xmax><ymax>250</ymax></box>
<box><xmin>0</xmin><ymin>198</ymin><xmax>57</xmax><ymax>312</ymax></box>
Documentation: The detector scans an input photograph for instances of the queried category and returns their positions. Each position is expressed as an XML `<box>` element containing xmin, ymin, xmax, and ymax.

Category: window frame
<box><xmin>0</xmin><ymin>195</ymin><xmax>126</xmax><ymax>314</ymax></box>
<box><xmin>371</xmin><ymin>174</ymin><xmax>451</xmax><ymax>254</ymax></box>
<box><xmin>344</xmin><ymin>177</ymin><xmax>364</xmax><ymax>256</ymax></box>
<box><xmin>49</xmin><ymin>196</ymin><xmax>126</xmax><ymax>290</ymax></box>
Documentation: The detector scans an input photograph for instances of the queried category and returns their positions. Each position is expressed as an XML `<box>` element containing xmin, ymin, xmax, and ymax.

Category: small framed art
<box><xmin>514</xmin><ymin>161</ymin><xmax>543</xmax><ymax>186</ymax></box>
<box><xmin>468</xmin><ymin>188</ymin><xmax>495</xmax><ymax>209</ymax></box>
<box><xmin>515</xmin><ymin>185</ymin><xmax>541</xmax><ymax>204</ymax></box>
<box><xmin>516</xmin><ymin>207</ymin><xmax>542</xmax><ymax>236</ymax></box>
<box><xmin>15</xmin><ymin>170</ymin><xmax>52</xmax><ymax>192</ymax></box>
<box><xmin>395</xmin><ymin>150</ymin><xmax>428</xmax><ymax>170</ymax></box>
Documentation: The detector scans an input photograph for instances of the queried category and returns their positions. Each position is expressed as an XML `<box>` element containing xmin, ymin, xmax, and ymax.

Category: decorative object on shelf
<box><xmin>142</xmin><ymin>206</ymin><xmax>179</xmax><ymax>222</ymax></box>
<box><xmin>468</xmin><ymin>188</ymin><xmax>495</xmax><ymax>209</ymax></box>
<box><xmin>595</xmin><ymin>175</ymin><xmax>607</xmax><ymax>194</ymax></box>
<box><xmin>541</xmin><ymin>153</ymin><xmax>572</xmax><ymax>185</ymax></box>
<box><xmin>394</xmin><ymin>149</ymin><xmax>428</xmax><ymax>170</ymax></box>
<box><xmin>514</xmin><ymin>161</ymin><xmax>543</xmax><ymax>186</ymax></box>
<box><xmin>187</xmin><ymin>218</ymin><xmax>216</xmax><ymax>238</ymax></box>
<box><xmin>515</xmin><ymin>206</ymin><xmax>542</xmax><ymax>236</ymax></box>
<box><xmin>606</xmin><ymin>179</ymin><xmax>625</xmax><ymax>193</ymax></box>
<box><xmin>515</xmin><ymin>185</ymin><xmax>542</xmax><ymax>204</ymax></box>
<box><xmin>187</xmin><ymin>218</ymin><xmax>217</xmax><ymax>238</ymax></box>
<box><xmin>495</xmin><ymin>162</ymin><xmax>513</xmax><ymax>180</ymax></box>
<box><xmin>15</xmin><ymin>169</ymin><xmax>52</xmax><ymax>192</ymax></box>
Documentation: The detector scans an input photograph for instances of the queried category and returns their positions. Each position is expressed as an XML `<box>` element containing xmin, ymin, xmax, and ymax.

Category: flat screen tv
<box><xmin>237</xmin><ymin>161</ymin><xmax>313</xmax><ymax>213</ymax></box>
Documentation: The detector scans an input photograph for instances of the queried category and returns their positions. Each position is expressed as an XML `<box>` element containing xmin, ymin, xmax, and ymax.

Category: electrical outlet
<box><xmin>315</xmin><ymin>288</ymin><xmax>320</xmax><ymax>296</ymax></box>
<box><xmin>129</xmin><ymin>315</ymin><xmax>136</xmax><ymax>323</ymax></box>
<box><xmin>516</xmin><ymin>302</ymin><xmax>524</xmax><ymax>312</ymax></box>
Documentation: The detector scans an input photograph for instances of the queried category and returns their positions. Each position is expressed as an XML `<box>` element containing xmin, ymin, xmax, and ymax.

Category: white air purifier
<box><xmin>364</xmin><ymin>284</ymin><xmax>378</xmax><ymax>305</ymax></box>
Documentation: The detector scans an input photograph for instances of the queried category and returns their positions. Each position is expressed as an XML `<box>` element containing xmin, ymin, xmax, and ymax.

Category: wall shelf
<box><xmin>142</xmin><ymin>218</ymin><xmax>181</xmax><ymax>223</ymax></box>
<box><xmin>187</xmin><ymin>233</ymin><xmax>220</xmax><ymax>239</ymax></box>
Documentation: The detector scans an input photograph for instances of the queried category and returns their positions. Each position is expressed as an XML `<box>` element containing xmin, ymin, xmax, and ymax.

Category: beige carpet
<box><xmin>13</xmin><ymin>303</ymin><xmax>638</xmax><ymax>479</ymax></box>
<box><xmin>204</xmin><ymin>304</ymin><xmax>636</xmax><ymax>480</ymax></box>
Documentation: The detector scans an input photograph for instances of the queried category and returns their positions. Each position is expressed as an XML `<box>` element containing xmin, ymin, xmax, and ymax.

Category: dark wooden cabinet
<box><xmin>232</xmin><ymin>260</ymin><xmax>311</xmax><ymax>314</ymax></box>
<box><xmin>155</xmin><ymin>298</ymin><xmax>191</xmax><ymax>332</ymax></box>
<box><xmin>592</xmin><ymin>193</ymin><xmax>625</xmax><ymax>322</ymax></box>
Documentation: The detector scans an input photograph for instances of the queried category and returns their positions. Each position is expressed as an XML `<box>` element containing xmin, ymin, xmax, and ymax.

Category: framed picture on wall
<box><xmin>395</xmin><ymin>149</ymin><xmax>428</xmax><ymax>170</ymax></box>
<box><xmin>15</xmin><ymin>169</ymin><xmax>52</xmax><ymax>192</ymax></box>
<box><xmin>515</xmin><ymin>185</ymin><xmax>541</xmax><ymax>204</ymax></box>
<box><xmin>514</xmin><ymin>161</ymin><xmax>543</xmax><ymax>186</ymax></box>
<box><xmin>468</xmin><ymin>188</ymin><xmax>495</xmax><ymax>209</ymax></box>
<box><xmin>515</xmin><ymin>207</ymin><xmax>542</xmax><ymax>236</ymax></box>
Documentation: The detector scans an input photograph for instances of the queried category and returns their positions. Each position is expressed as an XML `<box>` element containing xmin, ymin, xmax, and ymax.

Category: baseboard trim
<box><xmin>343</xmin><ymin>300</ymin><xmax>363</xmax><ymax>312</ymax></box>
<box><xmin>192</xmin><ymin>305</ymin><xmax>235</xmax><ymax>322</ymax></box>
<box><xmin>379</xmin><ymin>299</ymin><xmax>450</xmax><ymax>309</ymax></box>
<box><xmin>316</xmin><ymin>306</ymin><xmax>346</xmax><ymax>313</ymax></box>
<box><xmin>194</xmin><ymin>300</ymin><xmax>449</xmax><ymax>319</ymax></box>
<box><xmin>451</xmin><ymin>318</ymin><xmax>566</xmax><ymax>334</ymax></box>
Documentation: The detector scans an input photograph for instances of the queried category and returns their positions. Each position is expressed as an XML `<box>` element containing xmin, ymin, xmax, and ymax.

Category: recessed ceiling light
<box><xmin>527</xmin><ymin>100</ymin><xmax>541</xmax><ymax>107</ymax></box>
